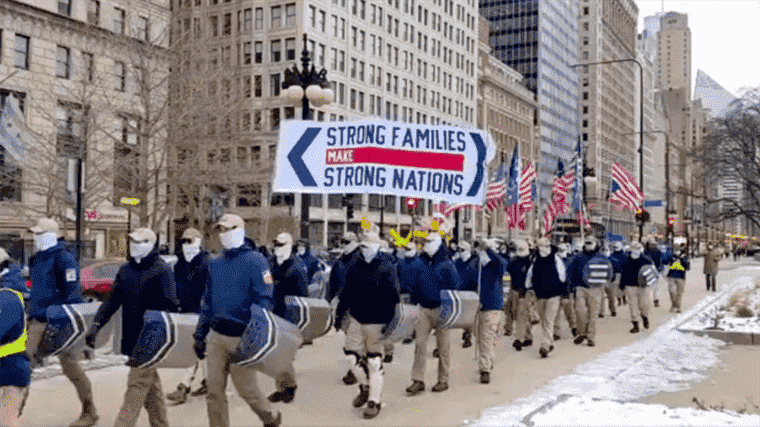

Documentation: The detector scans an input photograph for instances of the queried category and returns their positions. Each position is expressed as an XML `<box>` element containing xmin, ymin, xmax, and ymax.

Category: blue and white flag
<box><xmin>0</xmin><ymin>96</ymin><xmax>29</xmax><ymax>162</ymax></box>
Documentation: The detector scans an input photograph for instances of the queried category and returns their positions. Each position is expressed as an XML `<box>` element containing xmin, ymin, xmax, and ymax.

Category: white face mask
<box><xmin>424</xmin><ymin>238</ymin><xmax>442</xmax><ymax>256</ymax></box>
<box><xmin>517</xmin><ymin>249</ymin><xmax>529</xmax><ymax>258</ymax></box>
<box><xmin>630</xmin><ymin>250</ymin><xmax>642</xmax><ymax>259</ymax></box>
<box><xmin>344</xmin><ymin>241</ymin><xmax>358</xmax><ymax>254</ymax></box>
<box><xmin>182</xmin><ymin>238</ymin><xmax>202</xmax><ymax>263</ymax></box>
<box><xmin>275</xmin><ymin>243</ymin><xmax>293</xmax><ymax>264</ymax></box>
<box><xmin>34</xmin><ymin>232</ymin><xmax>58</xmax><ymax>253</ymax></box>
<box><xmin>538</xmin><ymin>247</ymin><xmax>551</xmax><ymax>257</ymax></box>
<box><xmin>219</xmin><ymin>227</ymin><xmax>245</xmax><ymax>250</ymax></box>
<box><xmin>459</xmin><ymin>250</ymin><xmax>472</xmax><ymax>262</ymax></box>
<box><xmin>405</xmin><ymin>248</ymin><xmax>417</xmax><ymax>257</ymax></box>
<box><xmin>297</xmin><ymin>246</ymin><xmax>306</xmax><ymax>256</ymax></box>
<box><xmin>130</xmin><ymin>241</ymin><xmax>154</xmax><ymax>262</ymax></box>
<box><xmin>479</xmin><ymin>250</ymin><xmax>490</xmax><ymax>266</ymax></box>
<box><xmin>361</xmin><ymin>244</ymin><xmax>380</xmax><ymax>262</ymax></box>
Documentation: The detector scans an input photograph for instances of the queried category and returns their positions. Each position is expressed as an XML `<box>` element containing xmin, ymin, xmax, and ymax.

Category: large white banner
<box><xmin>272</xmin><ymin>120</ymin><xmax>495</xmax><ymax>205</ymax></box>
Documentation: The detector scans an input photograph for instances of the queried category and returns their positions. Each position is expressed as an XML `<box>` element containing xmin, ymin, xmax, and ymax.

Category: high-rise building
<box><xmin>169</xmin><ymin>0</ymin><xmax>481</xmax><ymax>249</ymax></box>
<box><xmin>693</xmin><ymin>69</ymin><xmax>736</xmax><ymax>119</ymax></box>
<box><xmin>0</xmin><ymin>0</ymin><xmax>171</xmax><ymax>260</ymax></box>
<box><xmin>656</xmin><ymin>11</ymin><xmax>691</xmax><ymax>98</ymax></box>
<box><xmin>576</xmin><ymin>0</ymin><xmax>639</xmax><ymax>237</ymax></box>
<box><xmin>479</xmin><ymin>0</ymin><xmax>578</xmax><ymax>197</ymax></box>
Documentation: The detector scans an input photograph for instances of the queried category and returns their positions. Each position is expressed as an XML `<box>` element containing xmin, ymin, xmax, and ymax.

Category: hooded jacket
<box><xmin>195</xmin><ymin>243</ymin><xmax>275</xmax><ymax>340</ymax></box>
<box><xmin>335</xmin><ymin>254</ymin><xmax>400</xmax><ymax>325</ymax></box>
<box><xmin>269</xmin><ymin>255</ymin><xmax>308</xmax><ymax>318</ymax></box>
<box><xmin>478</xmin><ymin>249</ymin><xmax>506</xmax><ymax>310</ymax></box>
<box><xmin>174</xmin><ymin>250</ymin><xmax>210</xmax><ymax>314</ymax></box>
<box><xmin>92</xmin><ymin>251</ymin><xmax>179</xmax><ymax>356</ymax></box>
<box><xmin>411</xmin><ymin>243</ymin><xmax>462</xmax><ymax>309</ymax></box>
<box><xmin>0</xmin><ymin>287</ymin><xmax>30</xmax><ymax>387</ymax></box>
<box><xmin>327</xmin><ymin>249</ymin><xmax>358</xmax><ymax>302</ymax></box>
<box><xmin>29</xmin><ymin>241</ymin><xmax>83</xmax><ymax>321</ymax></box>
<box><xmin>298</xmin><ymin>241</ymin><xmax>321</xmax><ymax>283</ymax></box>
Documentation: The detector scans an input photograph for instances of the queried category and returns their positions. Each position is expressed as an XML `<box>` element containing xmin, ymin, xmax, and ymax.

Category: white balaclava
<box><xmin>182</xmin><ymin>238</ymin><xmax>202</xmax><ymax>263</ymax></box>
<box><xmin>478</xmin><ymin>248</ymin><xmax>491</xmax><ymax>266</ymax></box>
<box><xmin>361</xmin><ymin>243</ymin><xmax>380</xmax><ymax>263</ymax></box>
<box><xmin>130</xmin><ymin>240</ymin><xmax>154</xmax><ymax>263</ymax></box>
<box><xmin>630</xmin><ymin>246</ymin><xmax>642</xmax><ymax>259</ymax></box>
<box><xmin>34</xmin><ymin>232</ymin><xmax>58</xmax><ymax>253</ymax></box>
<box><xmin>219</xmin><ymin>227</ymin><xmax>245</xmax><ymax>250</ymax></box>
<box><xmin>297</xmin><ymin>245</ymin><xmax>306</xmax><ymax>256</ymax></box>
<box><xmin>275</xmin><ymin>243</ymin><xmax>293</xmax><ymax>265</ymax></box>
<box><xmin>405</xmin><ymin>245</ymin><xmax>417</xmax><ymax>257</ymax></box>
<box><xmin>344</xmin><ymin>240</ymin><xmax>359</xmax><ymax>255</ymax></box>
<box><xmin>459</xmin><ymin>250</ymin><xmax>472</xmax><ymax>262</ymax></box>
<box><xmin>424</xmin><ymin>235</ymin><xmax>442</xmax><ymax>257</ymax></box>
<box><xmin>538</xmin><ymin>245</ymin><xmax>552</xmax><ymax>257</ymax></box>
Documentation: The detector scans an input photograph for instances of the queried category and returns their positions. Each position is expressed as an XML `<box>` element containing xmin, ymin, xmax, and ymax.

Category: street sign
<box><xmin>272</xmin><ymin>120</ymin><xmax>496</xmax><ymax>204</ymax></box>
<box><xmin>643</xmin><ymin>200</ymin><xmax>663</xmax><ymax>207</ymax></box>
<box><xmin>120</xmin><ymin>197</ymin><xmax>140</xmax><ymax>206</ymax></box>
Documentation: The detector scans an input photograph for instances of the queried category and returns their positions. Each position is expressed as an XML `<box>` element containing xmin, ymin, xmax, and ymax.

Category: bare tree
<box><xmin>692</xmin><ymin>87</ymin><xmax>760</xmax><ymax>232</ymax></box>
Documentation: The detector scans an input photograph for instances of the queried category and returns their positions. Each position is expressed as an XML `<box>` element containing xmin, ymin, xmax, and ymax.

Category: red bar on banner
<box><xmin>325</xmin><ymin>147</ymin><xmax>464</xmax><ymax>172</ymax></box>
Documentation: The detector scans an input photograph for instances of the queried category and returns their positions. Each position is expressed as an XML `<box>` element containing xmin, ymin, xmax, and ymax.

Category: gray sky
<box><xmin>635</xmin><ymin>0</ymin><xmax>760</xmax><ymax>96</ymax></box>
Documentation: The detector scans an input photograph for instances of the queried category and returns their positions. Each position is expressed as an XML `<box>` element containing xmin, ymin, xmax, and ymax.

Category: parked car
<box><xmin>79</xmin><ymin>255</ymin><xmax>178</xmax><ymax>302</ymax></box>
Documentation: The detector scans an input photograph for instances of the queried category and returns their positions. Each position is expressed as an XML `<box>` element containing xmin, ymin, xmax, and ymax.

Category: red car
<box><xmin>80</xmin><ymin>258</ymin><xmax>127</xmax><ymax>302</ymax></box>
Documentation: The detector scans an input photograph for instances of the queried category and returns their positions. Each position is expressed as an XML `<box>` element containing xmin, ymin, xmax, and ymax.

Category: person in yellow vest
<box><xmin>666</xmin><ymin>244</ymin><xmax>690</xmax><ymax>313</ymax></box>
<box><xmin>0</xmin><ymin>248</ymin><xmax>30</xmax><ymax>427</ymax></box>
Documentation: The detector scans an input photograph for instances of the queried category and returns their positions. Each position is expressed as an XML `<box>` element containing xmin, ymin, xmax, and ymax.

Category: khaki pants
<box><xmin>344</xmin><ymin>322</ymin><xmax>385</xmax><ymax>357</ymax></box>
<box><xmin>603</xmin><ymin>285</ymin><xmax>617</xmax><ymax>315</ymax></box>
<box><xmin>667</xmin><ymin>277</ymin><xmax>686</xmax><ymax>311</ymax></box>
<box><xmin>575</xmin><ymin>287</ymin><xmax>602</xmax><ymax>341</ymax></box>
<box><xmin>205</xmin><ymin>330</ymin><xmax>277</xmax><ymax>427</ymax></box>
<box><xmin>412</xmin><ymin>307</ymin><xmax>450</xmax><ymax>384</ymax></box>
<box><xmin>553</xmin><ymin>296</ymin><xmax>576</xmax><ymax>335</ymax></box>
<box><xmin>0</xmin><ymin>386</ymin><xmax>23</xmax><ymax>427</ymax></box>
<box><xmin>476</xmin><ymin>310</ymin><xmax>502</xmax><ymax>372</ymax></box>
<box><xmin>180</xmin><ymin>359</ymin><xmax>207</xmax><ymax>389</ymax></box>
<box><xmin>625</xmin><ymin>286</ymin><xmax>651</xmax><ymax>323</ymax></box>
<box><xmin>536</xmin><ymin>297</ymin><xmax>560</xmax><ymax>351</ymax></box>
<box><xmin>114</xmin><ymin>367</ymin><xmax>167</xmax><ymax>427</ymax></box>
<box><xmin>26</xmin><ymin>320</ymin><xmax>94</xmax><ymax>405</ymax></box>
<box><xmin>503</xmin><ymin>290</ymin><xmax>520</xmax><ymax>334</ymax></box>
<box><xmin>514</xmin><ymin>293</ymin><xmax>534</xmax><ymax>342</ymax></box>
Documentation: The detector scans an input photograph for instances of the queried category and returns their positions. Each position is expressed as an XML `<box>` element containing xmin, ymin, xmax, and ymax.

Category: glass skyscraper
<box><xmin>480</xmin><ymin>0</ymin><xmax>579</xmax><ymax>198</ymax></box>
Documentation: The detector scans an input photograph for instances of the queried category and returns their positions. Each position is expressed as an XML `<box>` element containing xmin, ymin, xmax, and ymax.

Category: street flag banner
<box><xmin>272</xmin><ymin>120</ymin><xmax>495</xmax><ymax>204</ymax></box>
<box><xmin>504</xmin><ymin>145</ymin><xmax>521</xmax><ymax>229</ymax></box>
<box><xmin>485</xmin><ymin>163</ymin><xmax>507</xmax><ymax>212</ymax></box>
<box><xmin>517</xmin><ymin>162</ymin><xmax>536</xmax><ymax>230</ymax></box>
<box><xmin>609</xmin><ymin>163</ymin><xmax>644</xmax><ymax>210</ymax></box>
<box><xmin>0</xmin><ymin>95</ymin><xmax>29</xmax><ymax>162</ymax></box>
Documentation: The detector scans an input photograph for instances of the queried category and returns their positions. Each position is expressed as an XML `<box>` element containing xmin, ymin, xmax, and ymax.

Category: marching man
<box><xmin>473</xmin><ymin>239</ymin><xmax>506</xmax><ymax>382</ymax></box>
<box><xmin>620</xmin><ymin>242</ymin><xmax>655</xmax><ymax>333</ymax></box>
<box><xmin>525</xmin><ymin>238</ymin><xmax>567</xmax><ymax>358</ymax></box>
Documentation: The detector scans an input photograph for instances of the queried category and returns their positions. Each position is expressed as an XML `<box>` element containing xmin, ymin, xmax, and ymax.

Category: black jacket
<box><xmin>174</xmin><ymin>251</ymin><xmax>210</xmax><ymax>314</ymax></box>
<box><xmin>269</xmin><ymin>255</ymin><xmax>308</xmax><ymax>318</ymax></box>
<box><xmin>336</xmin><ymin>255</ymin><xmax>400</xmax><ymax>325</ymax></box>
<box><xmin>620</xmin><ymin>255</ymin><xmax>654</xmax><ymax>289</ymax></box>
<box><xmin>93</xmin><ymin>251</ymin><xmax>179</xmax><ymax>356</ymax></box>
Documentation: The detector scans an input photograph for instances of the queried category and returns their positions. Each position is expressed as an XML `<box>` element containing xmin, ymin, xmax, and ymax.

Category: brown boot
<box><xmin>69</xmin><ymin>400</ymin><xmax>99</xmax><ymax>427</ymax></box>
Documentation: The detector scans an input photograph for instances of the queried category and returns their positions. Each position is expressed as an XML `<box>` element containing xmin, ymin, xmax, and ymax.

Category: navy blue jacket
<box><xmin>528</xmin><ymin>251</ymin><xmax>567</xmax><ymax>299</ymax></box>
<box><xmin>29</xmin><ymin>242</ymin><xmax>83</xmax><ymax>321</ymax></box>
<box><xmin>396</xmin><ymin>254</ymin><xmax>428</xmax><ymax>295</ymax></box>
<box><xmin>620</xmin><ymin>255</ymin><xmax>655</xmax><ymax>289</ymax></box>
<box><xmin>327</xmin><ymin>249</ymin><xmax>358</xmax><ymax>302</ymax></box>
<box><xmin>0</xmin><ymin>288</ymin><xmax>30</xmax><ymax>387</ymax></box>
<box><xmin>665</xmin><ymin>252</ymin><xmax>690</xmax><ymax>279</ymax></box>
<box><xmin>269</xmin><ymin>255</ymin><xmax>308</xmax><ymax>318</ymax></box>
<box><xmin>645</xmin><ymin>247</ymin><xmax>663</xmax><ymax>271</ymax></box>
<box><xmin>336</xmin><ymin>254</ymin><xmax>400</xmax><ymax>325</ymax></box>
<box><xmin>456</xmin><ymin>256</ymin><xmax>480</xmax><ymax>292</ymax></box>
<box><xmin>1</xmin><ymin>263</ymin><xmax>29</xmax><ymax>297</ymax></box>
<box><xmin>609</xmin><ymin>250</ymin><xmax>627</xmax><ymax>274</ymax></box>
<box><xmin>93</xmin><ymin>251</ymin><xmax>179</xmax><ymax>356</ymax></box>
<box><xmin>566</xmin><ymin>248</ymin><xmax>608</xmax><ymax>292</ymax></box>
<box><xmin>479</xmin><ymin>250</ymin><xmax>506</xmax><ymax>310</ymax></box>
<box><xmin>412</xmin><ymin>244</ymin><xmax>462</xmax><ymax>309</ymax></box>
<box><xmin>195</xmin><ymin>244</ymin><xmax>275</xmax><ymax>340</ymax></box>
<box><xmin>298</xmin><ymin>242</ymin><xmax>321</xmax><ymax>283</ymax></box>
<box><xmin>174</xmin><ymin>250</ymin><xmax>210</xmax><ymax>314</ymax></box>
<box><xmin>506</xmin><ymin>255</ymin><xmax>532</xmax><ymax>295</ymax></box>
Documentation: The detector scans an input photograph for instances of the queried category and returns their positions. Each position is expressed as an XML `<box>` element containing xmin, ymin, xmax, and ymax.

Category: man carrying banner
<box><xmin>25</xmin><ymin>218</ymin><xmax>97</xmax><ymax>427</ymax></box>
<box><xmin>85</xmin><ymin>227</ymin><xmax>179</xmax><ymax>427</ymax></box>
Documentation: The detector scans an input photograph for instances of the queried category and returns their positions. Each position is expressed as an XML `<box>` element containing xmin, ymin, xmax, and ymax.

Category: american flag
<box><xmin>609</xmin><ymin>163</ymin><xmax>644</xmax><ymax>210</ymax></box>
<box><xmin>516</xmin><ymin>163</ymin><xmax>537</xmax><ymax>230</ymax></box>
<box><xmin>485</xmin><ymin>163</ymin><xmax>507</xmax><ymax>212</ymax></box>
<box><xmin>505</xmin><ymin>146</ymin><xmax>521</xmax><ymax>229</ymax></box>
<box><xmin>432</xmin><ymin>201</ymin><xmax>468</xmax><ymax>227</ymax></box>
<box><xmin>542</xmin><ymin>163</ymin><xmax>575</xmax><ymax>235</ymax></box>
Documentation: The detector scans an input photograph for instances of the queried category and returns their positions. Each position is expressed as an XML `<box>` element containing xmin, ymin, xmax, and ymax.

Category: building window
<box><xmin>271</xmin><ymin>40</ymin><xmax>281</xmax><ymax>62</ymax></box>
<box><xmin>350</xmin><ymin>89</ymin><xmax>356</xmax><ymax>110</ymax></box>
<box><xmin>58</xmin><ymin>0</ymin><xmax>71</xmax><ymax>16</ymax></box>
<box><xmin>255</xmin><ymin>7</ymin><xmax>263</xmax><ymax>29</ymax></box>
<box><xmin>223</xmin><ymin>13</ymin><xmax>232</xmax><ymax>35</ymax></box>
<box><xmin>113</xmin><ymin>7</ymin><xmax>126</xmax><ymax>35</ymax></box>
<box><xmin>254</xmin><ymin>41</ymin><xmax>262</xmax><ymax>63</ymax></box>
<box><xmin>82</xmin><ymin>52</ymin><xmax>94</xmax><ymax>81</ymax></box>
<box><xmin>56</xmin><ymin>46</ymin><xmax>70</xmax><ymax>79</ymax></box>
<box><xmin>87</xmin><ymin>0</ymin><xmax>100</xmax><ymax>25</ymax></box>
<box><xmin>242</xmin><ymin>8</ymin><xmax>252</xmax><ymax>32</ymax></box>
<box><xmin>286</xmin><ymin>4</ymin><xmax>297</xmax><ymax>26</ymax></box>
<box><xmin>243</xmin><ymin>42</ymin><xmax>252</xmax><ymax>64</ymax></box>
<box><xmin>114</xmin><ymin>61</ymin><xmax>126</xmax><ymax>91</ymax></box>
<box><xmin>284</xmin><ymin>106</ymin><xmax>295</xmax><ymax>119</ymax></box>
<box><xmin>583</xmin><ymin>92</ymin><xmax>588</xmax><ymax>100</ymax></box>
<box><xmin>271</xmin><ymin>108</ymin><xmax>280</xmax><ymax>130</ymax></box>
<box><xmin>137</xmin><ymin>16</ymin><xmax>149</xmax><ymax>41</ymax></box>
<box><xmin>254</xmin><ymin>75</ymin><xmax>262</xmax><ymax>97</ymax></box>
<box><xmin>56</xmin><ymin>101</ymin><xmax>86</xmax><ymax>158</ymax></box>
<box><xmin>271</xmin><ymin>6</ymin><xmax>281</xmax><ymax>28</ymax></box>
<box><xmin>270</xmin><ymin>73</ymin><xmax>280</xmax><ymax>96</ymax></box>
<box><xmin>237</xmin><ymin>184</ymin><xmax>261</xmax><ymax>207</ymax></box>
<box><xmin>114</xmin><ymin>114</ymin><xmax>141</xmax><ymax>197</ymax></box>
<box><xmin>318</xmin><ymin>44</ymin><xmax>325</xmax><ymax>66</ymax></box>
<box><xmin>210</xmin><ymin>16</ymin><xmax>219</xmax><ymax>37</ymax></box>
<box><xmin>286</xmin><ymin>38</ymin><xmax>296</xmax><ymax>60</ymax></box>
<box><xmin>14</xmin><ymin>35</ymin><xmax>30</xmax><ymax>70</ymax></box>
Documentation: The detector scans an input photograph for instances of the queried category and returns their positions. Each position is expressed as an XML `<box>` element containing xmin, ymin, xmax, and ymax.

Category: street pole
<box><xmin>379</xmin><ymin>196</ymin><xmax>385</xmax><ymax>238</ymax></box>
<box><xmin>75</xmin><ymin>157</ymin><xmax>83</xmax><ymax>263</ymax></box>
<box><xmin>571</xmin><ymin>59</ymin><xmax>644</xmax><ymax>241</ymax></box>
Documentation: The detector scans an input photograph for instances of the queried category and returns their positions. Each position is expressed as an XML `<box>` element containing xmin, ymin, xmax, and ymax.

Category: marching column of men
<box><xmin>12</xmin><ymin>211</ymin><xmax>711</xmax><ymax>426</ymax></box>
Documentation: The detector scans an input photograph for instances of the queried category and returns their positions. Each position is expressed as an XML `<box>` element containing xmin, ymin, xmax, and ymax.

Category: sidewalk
<box><xmin>20</xmin><ymin>257</ymin><xmax>760</xmax><ymax>427</ymax></box>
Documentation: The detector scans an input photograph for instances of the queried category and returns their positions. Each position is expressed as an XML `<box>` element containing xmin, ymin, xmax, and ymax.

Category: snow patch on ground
<box><xmin>679</xmin><ymin>276</ymin><xmax>760</xmax><ymax>334</ymax></box>
<box><xmin>463</xmin><ymin>274</ymin><xmax>760</xmax><ymax>427</ymax></box>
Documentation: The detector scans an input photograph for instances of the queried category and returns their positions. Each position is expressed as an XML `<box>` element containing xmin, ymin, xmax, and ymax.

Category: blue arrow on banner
<box><xmin>466</xmin><ymin>132</ymin><xmax>486</xmax><ymax>197</ymax></box>
<box><xmin>287</xmin><ymin>127</ymin><xmax>321</xmax><ymax>187</ymax></box>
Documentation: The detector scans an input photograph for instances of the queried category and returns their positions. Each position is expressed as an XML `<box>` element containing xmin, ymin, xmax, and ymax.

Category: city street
<box><xmin>20</xmin><ymin>256</ymin><xmax>760</xmax><ymax>427</ymax></box>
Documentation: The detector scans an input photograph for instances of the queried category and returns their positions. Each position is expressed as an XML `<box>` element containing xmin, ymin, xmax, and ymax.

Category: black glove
<box><xmin>84</xmin><ymin>325</ymin><xmax>99</xmax><ymax>348</ymax></box>
<box><xmin>193</xmin><ymin>339</ymin><xmax>206</xmax><ymax>360</ymax></box>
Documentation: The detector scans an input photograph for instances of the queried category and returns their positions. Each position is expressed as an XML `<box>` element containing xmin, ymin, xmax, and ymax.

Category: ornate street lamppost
<box><xmin>281</xmin><ymin>34</ymin><xmax>334</xmax><ymax>241</ymax></box>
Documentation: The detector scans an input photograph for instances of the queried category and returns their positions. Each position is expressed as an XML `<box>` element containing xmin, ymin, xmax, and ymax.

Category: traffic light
<box><xmin>635</xmin><ymin>208</ymin><xmax>650</xmax><ymax>224</ymax></box>
<box><xmin>406</xmin><ymin>197</ymin><xmax>418</xmax><ymax>211</ymax></box>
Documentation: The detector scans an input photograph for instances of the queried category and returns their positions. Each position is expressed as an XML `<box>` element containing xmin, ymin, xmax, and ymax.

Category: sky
<box><xmin>635</xmin><ymin>0</ymin><xmax>760</xmax><ymax>97</ymax></box>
